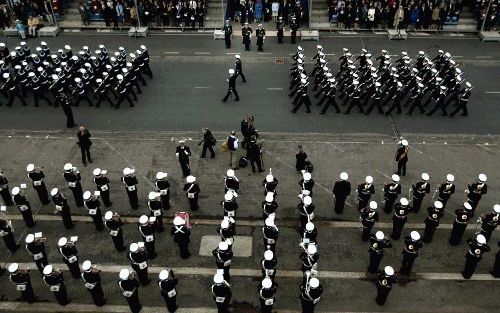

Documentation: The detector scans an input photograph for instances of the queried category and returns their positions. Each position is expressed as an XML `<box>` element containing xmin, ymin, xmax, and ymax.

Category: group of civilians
<box><xmin>0</xmin><ymin>0</ymin><xmax>56</xmax><ymax>37</ymax></box>
<box><xmin>225</xmin><ymin>0</ymin><xmax>308</xmax><ymax>26</ymax></box>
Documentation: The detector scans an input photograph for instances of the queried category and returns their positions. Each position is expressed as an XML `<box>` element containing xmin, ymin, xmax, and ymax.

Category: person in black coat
<box><xmin>332</xmin><ymin>172</ymin><xmax>351</xmax><ymax>214</ymax></box>
<box><xmin>51</xmin><ymin>189</ymin><xmax>74</xmax><ymax>229</ymax></box>
<box><xmin>77</xmin><ymin>126</ymin><xmax>93</xmax><ymax>166</ymax></box>
<box><xmin>171</xmin><ymin>216</ymin><xmax>191</xmax><ymax>259</ymax></box>
<box><xmin>0</xmin><ymin>170</ymin><xmax>15</xmax><ymax>206</ymax></box>
<box><xmin>234</xmin><ymin>55</ymin><xmax>246</xmax><ymax>82</ymax></box>
<box><xmin>81</xmin><ymin>261</ymin><xmax>106</xmax><ymax>306</ymax></box>
<box><xmin>222</xmin><ymin>69</ymin><xmax>239</xmax><ymax>102</ymax></box>
<box><xmin>176</xmin><ymin>141</ymin><xmax>192</xmax><ymax>177</ymax></box>
<box><xmin>200</xmin><ymin>128</ymin><xmax>216</xmax><ymax>158</ymax></box>
<box><xmin>158</xmin><ymin>269</ymin><xmax>179</xmax><ymax>313</ymax></box>
<box><xmin>8</xmin><ymin>263</ymin><xmax>37</xmax><ymax>303</ymax></box>
<box><xmin>247</xmin><ymin>137</ymin><xmax>263</xmax><ymax>173</ymax></box>
<box><xmin>295</xmin><ymin>145</ymin><xmax>307</xmax><ymax>171</ymax></box>
<box><xmin>56</xmin><ymin>92</ymin><xmax>76</xmax><ymax>128</ymax></box>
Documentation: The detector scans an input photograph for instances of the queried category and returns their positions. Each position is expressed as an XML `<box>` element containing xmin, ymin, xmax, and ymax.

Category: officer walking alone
<box><xmin>77</xmin><ymin>126</ymin><xmax>93</xmax><ymax>167</ymax></box>
<box><xmin>395</xmin><ymin>139</ymin><xmax>409</xmax><ymax>176</ymax></box>
<box><xmin>222</xmin><ymin>69</ymin><xmax>239</xmax><ymax>102</ymax></box>
<box><xmin>234</xmin><ymin>55</ymin><xmax>246</xmax><ymax>83</ymax></box>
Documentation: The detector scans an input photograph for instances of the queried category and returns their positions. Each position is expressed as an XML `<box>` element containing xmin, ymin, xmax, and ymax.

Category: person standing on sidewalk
<box><xmin>200</xmin><ymin>128</ymin><xmax>216</xmax><ymax>159</ymax></box>
<box><xmin>226</xmin><ymin>131</ymin><xmax>239</xmax><ymax>169</ymax></box>
<box><xmin>77</xmin><ymin>126</ymin><xmax>93</xmax><ymax>167</ymax></box>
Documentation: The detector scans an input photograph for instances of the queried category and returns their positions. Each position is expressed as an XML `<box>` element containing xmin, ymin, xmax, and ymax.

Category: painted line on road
<box><xmin>10</xmin><ymin>262</ymin><xmax>498</xmax><ymax>281</ymax></box>
<box><xmin>194</xmin><ymin>86</ymin><xmax>211</xmax><ymax>89</ymax></box>
<box><xmin>1</xmin><ymin>214</ymin><xmax>459</xmax><ymax>229</ymax></box>
<box><xmin>267</xmin><ymin>87</ymin><xmax>284</xmax><ymax>91</ymax></box>
<box><xmin>226</xmin><ymin>52</ymin><xmax>242</xmax><ymax>55</ymax></box>
<box><xmin>257</xmin><ymin>52</ymin><xmax>272</xmax><ymax>55</ymax></box>
<box><xmin>163</xmin><ymin>51</ymin><xmax>180</xmax><ymax>54</ymax></box>
<box><xmin>475</xmin><ymin>56</ymin><xmax>492</xmax><ymax>59</ymax></box>
<box><xmin>485</xmin><ymin>91</ymin><xmax>500</xmax><ymax>94</ymax></box>
<box><xmin>195</xmin><ymin>52</ymin><xmax>211</xmax><ymax>55</ymax></box>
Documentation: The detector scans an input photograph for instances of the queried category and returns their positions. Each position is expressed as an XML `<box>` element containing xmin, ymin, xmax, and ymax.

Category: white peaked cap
<box><xmin>265</xmin><ymin>218</ymin><xmax>274</xmax><ymax>227</ymax></box>
<box><xmin>309</xmin><ymin>277</ymin><xmax>319</xmax><ymax>288</ymax></box>
<box><xmin>305</xmin><ymin>222</ymin><xmax>314</xmax><ymax>231</ymax></box>
<box><xmin>64</xmin><ymin>45</ymin><xmax>71</xmax><ymax>50</ymax></box>
<box><xmin>303</xmin><ymin>196</ymin><xmax>312</xmax><ymax>206</ymax></box>
<box><xmin>375</xmin><ymin>231</ymin><xmax>384</xmax><ymax>240</ymax></box>
<box><xmin>96</xmin><ymin>79</ymin><xmax>102</xmax><ymax>83</ymax></box>
<box><xmin>298</xmin><ymin>46</ymin><xmax>303</xmax><ymax>51</ymax></box>
<box><xmin>93</xmin><ymin>168</ymin><xmax>101</xmax><ymax>176</ymax></box>
<box><xmin>119</xmin><ymin>269</ymin><xmax>130</xmax><ymax>280</ymax></box>
<box><xmin>375</xmin><ymin>82</ymin><xmax>381</xmax><ymax>87</ymax></box>
<box><xmin>493</xmin><ymin>204</ymin><xmax>500</xmax><ymax>213</ymax></box>
<box><xmin>218</xmin><ymin>241</ymin><xmax>229</xmax><ymax>251</ymax></box>
<box><xmin>307</xmin><ymin>245</ymin><xmax>317</xmax><ymax>254</ymax></box>
<box><xmin>104</xmin><ymin>211</ymin><xmax>113</xmax><ymax>220</ymax></box>
<box><xmin>446</xmin><ymin>174</ymin><xmax>455</xmax><ymax>182</ymax></box>
<box><xmin>419</xmin><ymin>50</ymin><xmax>425</xmax><ymax>55</ymax></box>
<box><xmin>266</xmin><ymin>175</ymin><xmax>273</xmax><ymax>183</ymax></box>
<box><xmin>130</xmin><ymin>243</ymin><xmax>139</xmax><ymax>252</ymax></box>
<box><xmin>2</xmin><ymin>73</ymin><xmax>9</xmax><ymax>79</ymax></box>
<box><xmin>366</xmin><ymin>176</ymin><xmax>373</xmax><ymax>184</ymax></box>
<box><xmin>400</xmin><ymin>198</ymin><xmax>409</xmax><ymax>206</ymax></box>
<box><xmin>465</xmin><ymin>82</ymin><xmax>472</xmax><ymax>88</ymax></box>
<box><xmin>28</xmin><ymin>72</ymin><xmax>35</xmax><ymax>77</ymax></box>
<box><xmin>434</xmin><ymin>201</ymin><xmax>443</xmax><ymax>209</ymax></box>
<box><xmin>224</xmin><ymin>192</ymin><xmax>233</xmax><ymax>201</ymax></box>
<box><xmin>43</xmin><ymin>265</ymin><xmax>53</xmax><ymax>275</ymax></box>
<box><xmin>123</xmin><ymin>167</ymin><xmax>131</xmax><ymax>175</ymax></box>
<box><xmin>221</xmin><ymin>219</ymin><xmax>229</xmax><ymax>229</ymax></box>
<box><xmin>173</xmin><ymin>216</ymin><xmax>184</xmax><ymax>226</ymax></box>
<box><xmin>156</xmin><ymin>172</ymin><xmax>167</xmax><ymax>179</ymax></box>
<box><xmin>159</xmin><ymin>270</ymin><xmax>169</xmax><ymax>280</ymax></box>
<box><xmin>58</xmin><ymin>237</ymin><xmax>68</xmax><ymax>247</ymax></box>
<box><xmin>25</xmin><ymin>234</ymin><xmax>35</xmax><ymax>243</ymax></box>
<box><xmin>227</xmin><ymin>169</ymin><xmax>235</xmax><ymax>177</ymax></box>
<box><xmin>75</xmin><ymin>77</ymin><xmax>81</xmax><ymax>83</ymax></box>
<box><xmin>410</xmin><ymin>231</ymin><xmax>420</xmax><ymax>241</ymax></box>
<box><xmin>50</xmin><ymin>188</ymin><xmax>58</xmax><ymax>196</ymax></box>
<box><xmin>369</xmin><ymin>201</ymin><xmax>377</xmax><ymax>210</ymax></box>
<box><xmin>401</xmin><ymin>51</ymin><xmax>408</xmax><ymax>56</ymax></box>
<box><xmin>64</xmin><ymin>163</ymin><xmax>72</xmax><ymax>171</ymax></box>
<box><xmin>26</xmin><ymin>164</ymin><xmax>35</xmax><ymax>172</ymax></box>
<box><xmin>262</xmin><ymin>278</ymin><xmax>272</xmax><ymax>288</ymax></box>
<box><xmin>140</xmin><ymin>45</ymin><xmax>146</xmax><ymax>50</ymax></box>
<box><xmin>235</xmin><ymin>55</ymin><xmax>240</xmax><ymax>59</ymax></box>
<box><xmin>343</xmin><ymin>48</ymin><xmax>349</xmax><ymax>52</ymax></box>
<box><xmin>478</xmin><ymin>174</ymin><xmax>487</xmax><ymax>182</ymax></box>
<box><xmin>421</xmin><ymin>173</ymin><xmax>429</xmax><ymax>181</ymax></box>
<box><xmin>392</xmin><ymin>174</ymin><xmax>400</xmax><ymax>182</ymax></box>
<box><xmin>139</xmin><ymin>215</ymin><xmax>148</xmax><ymax>224</ymax></box>
<box><xmin>476</xmin><ymin>234</ymin><xmax>486</xmax><ymax>244</ymax></box>
<box><xmin>401</xmin><ymin>139</ymin><xmax>408</xmax><ymax>146</ymax></box>
<box><xmin>264</xmin><ymin>250</ymin><xmax>274</xmax><ymax>260</ymax></box>
<box><xmin>83</xmin><ymin>191</ymin><xmax>91</xmax><ymax>200</ymax></box>
<box><xmin>340</xmin><ymin>172</ymin><xmax>348</xmax><ymax>180</ymax></box>
<box><xmin>186</xmin><ymin>176</ymin><xmax>195</xmax><ymax>183</ymax></box>
<box><xmin>300</xmin><ymin>78</ymin><xmax>307</xmax><ymax>84</ymax></box>
<box><xmin>303</xmin><ymin>172</ymin><xmax>312</xmax><ymax>181</ymax></box>
<box><xmin>265</xmin><ymin>193</ymin><xmax>274</xmax><ymax>203</ymax></box>
<box><xmin>214</xmin><ymin>274</ymin><xmax>224</xmax><ymax>283</ymax></box>
<box><xmin>12</xmin><ymin>187</ymin><xmax>20</xmax><ymax>195</ymax></box>
<box><xmin>82</xmin><ymin>260</ymin><xmax>92</xmax><ymax>271</ymax></box>
<box><xmin>148</xmin><ymin>192</ymin><xmax>157</xmax><ymax>200</ymax></box>
<box><xmin>117</xmin><ymin>74</ymin><xmax>123</xmax><ymax>80</ymax></box>
<box><xmin>317</xmin><ymin>45</ymin><xmax>322</xmax><ymax>49</ymax></box>
<box><xmin>384</xmin><ymin>266</ymin><xmax>394</xmax><ymax>276</ymax></box>
<box><xmin>464</xmin><ymin>202</ymin><xmax>472</xmax><ymax>210</ymax></box>
<box><xmin>8</xmin><ymin>263</ymin><xmax>19</xmax><ymax>273</ymax></box>
<box><xmin>397</xmin><ymin>82</ymin><xmax>403</xmax><ymax>88</ymax></box>
<box><xmin>229</xmin><ymin>69</ymin><xmax>235</xmax><ymax>74</ymax></box>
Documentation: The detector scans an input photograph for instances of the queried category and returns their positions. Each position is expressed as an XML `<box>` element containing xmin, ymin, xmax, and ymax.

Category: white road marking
<box><xmin>476</xmin><ymin>56</ymin><xmax>492</xmax><ymax>59</ymax></box>
<box><xmin>267</xmin><ymin>87</ymin><xmax>283</xmax><ymax>90</ymax></box>
<box><xmin>194</xmin><ymin>86</ymin><xmax>211</xmax><ymax>89</ymax></box>
<box><xmin>163</xmin><ymin>51</ymin><xmax>180</xmax><ymax>54</ymax></box>
<box><xmin>226</xmin><ymin>52</ymin><xmax>242</xmax><ymax>55</ymax></box>
<box><xmin>195</xmin><ymin>52</ymin><xmax>210</xmax><ymax>55</ymax></box>
<box><xmin>485</xmin><ymin>91</ymin><xmax>500</xmax><ymax>94</ymax></box>
<box><xmin>338</xmin><ymin>31</ymin><xmax>358</xmax><ymax>35</ymax></box>
<box><xmin>257</xmin><ymin>52</ymin><xmax>272</xmax><ymax>55</ymax></box>
<box><xmin>324</xmin><ymin>53</ymin><xmax>336</xmax><ymax>56</ymax></box>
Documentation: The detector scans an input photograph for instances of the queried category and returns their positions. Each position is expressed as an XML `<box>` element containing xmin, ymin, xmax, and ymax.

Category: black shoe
<box><xmin>210</xmin><ymin>155</ymin><xmax>215</xmax><ymax>159</ymax></box>
<box><xmin>89</xmin><ymin>159</ymin><xmax>93</xmax><ymax>163</ymax></box>
<box><xmin>83</xmin><ymin>163</ymin><xmax>87</xmax><ymax>167</ymax></box>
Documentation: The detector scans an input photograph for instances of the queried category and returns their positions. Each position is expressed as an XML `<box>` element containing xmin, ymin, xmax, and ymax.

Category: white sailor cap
<box><xmin>419</xmin><ymin>50</ymin><xmax>425</xmax><ymax>55</ymax></box>
<box><xmin>476</xmin><ymin>234</ymin><xmax>486</xmax><ymax>244</ymax></box>
<box><xmin>140</xmin><ymin>45</ymin><xmax>146</xmax><ymax>50</ymax></box>
<box><xmin>391</xmin><ymin>67</ymin><xmax>397</xmax><ymax>72</ymax></box>
<box><xmin>392</xmin><ymin>174</ymin><xmax>400</xmax><ymax>182</ymax></box>
<box><xmin>123</xmin><ymin>167</ymin><xmax>132</xmax><ymax>175</ymax></box>
<box><xmin>362</xmin><ymin>48</ymin><xmax>367</xmax><ymax>53</ymax></box>
<box><xmin>262</xmin><ymin>277</ymin><xmax>272</xmax><ymax>288</ymax></box>
<box><xmin>303</xmin><ymin>196</ymin><xmax>312</xmax><ymax>206</ymax></box>
<box><xmin>20</xmin><ymin>41</ymin><xmax>26</xmax><ymax>46</ymax></box>
<box><xmin>83</xmin><ymin>191</ymin><xmax>92</xmax><ymax>200</ymax></box>
<box><xmin>401</xmin><ymin>51</ymin><xmax>408</xmax><ymax>56</ymax></box>
<box><xmin>434</xmin><ymin>201</ymin><xmax>443</xmax><ymax>209</ymax></box>
<box><xmin>96</xmin><ymin>78</ymin><xmax>102</xmax><ymax>83</ymax></box>
<box><xmin>119</xmin><ymin>269</ymin><xmax>130</xmax><ymax>280</ymax></box>
<box><xmin>465</xmin><ymin>82</ymin><xmax>472</xmax><ymax>88</ymax></box>
<box><xmin>79</xmin><ymin>69</ymin><xmax>86</xmax><ymax>74</ymax></box>
<box><xmin>300</xmin><ymin>78</ymin><xmax>307</xmax><ymax>84</ymax></box>
<box><xmin>438</xmin><ymin>50</ymin><xmax>444</xmax><ymax>54</ymax></box>
<box><xmin>265</xmin><ymin>193</ymin><xmax>274</xmax><ymax>203</ymax></box>
<box><xmin>329</xmin><ymin>78</ymin><xmax>335</xmax><ymax>83</ymax></box>
<box><xmin>75</xmin><ymin>77</ymin><xmax>81</xmax><ymax>83</ymax></box>
<box><xmin>122</xmin><ymin>68</ymin><xmax>128</xmax><ymax>73</ymax></box>
<box><xmin>305</xmin><ymin>222</ymin><xmax>314</xmax><ymax>231</ymax></box>
<box><xmin>478</xmin><ymin>173</ymin><xmax>487</xmax><ymax>182</ymax></box>
<box><xmin>412</xmin><ymin>68</ymin><xmax>418</xmax><ymax>73</ymax></box>
<box><xmin>375</xmin><ymin>82</ymin><xmax>381</xmax><ymax>87</ymax></box>
<box><xmin>493</xmin><ymin>204</ymin><xmax>500</xmax><ymax>213</ymax></box>
<box><xmin>173</xmin><ymin>216</ymin><xmax>184</xmax><ymax>226</ymax></box>
<box><xmin>139</xmin><ymin>215</ymin><xmax>149</xmax><ymax>225</ymax></box>
<box><xmin>224</xmin><ymin>192</ymin><xmax>233</xmax><ymax>201</ymax></box>
<box><xmin>43</xmin><ymin>265</ymin><xmax>53</xmax><ymax>275</ymax></box>
<box><xmin>365</xmin><ymin>176</ymin><xmax>373</xmax><ymax>184</ymax></box>
<box><xmin>12</xmin><ymin>187</ymin><xmax>20</xmax><ymax>195</ymax></box>
<box><xmin>421</xmin><ymin>173</ymin><xmax>429</xmax><ymax>181</ymax></box>
<box><xmin>25</xmin><ymin>233</ymin><xmax>35</xmax><ymax>243</ymax></box>
<box><xmin>186</xmin><ymin>175</ymin><xmax>195</xmax><ymax>183</ymax></box>
<box><xmin>297</xmin><ymin>59</ymin><xmax>303</xmax><ymax>64</ymax></box>
<box><xmin>26</xmin><ymin>164</ymin><xmax>35</xmax><ymax>172</ymax></box>
<box><xmin>130</xmin><ymin>243</ymin><xmax>139</xmax><ymax>252</ymax></box>
<box><xmin>307</xmin><ymin>245</ymin><xmax>317</xmax><ymax>254</ymax></box>
<box><xmin>317</xmin><ymin>45</ymin><xmax>323</xmax><ymax>50</ymax></box>
<box><xmin>444</xmin><ymin>52</ymin><xmax>451</xmax><ymax>58</ymax></box>
<box><xmin>218</xmin><ymin>241</ymin><xmax>229</xmax><ymax>251</ymax></box>
<box><xmin>303</xmin><ymin>172</ymin><xmax>312</xmax><ymax>180</ymax></box>
<box><xmin>393</xmin><ymin>74</ymin><xmax>399</xmax><ymax>78</ymax></box>
<box><xmin>8</xmin><ymin>263</ymin><xmax>19</xmax><ymax>273</ymax></box>
<box><xmin>104</xmin><ymin>211</ymin><xmax>113</xmax><ymax>221</ymax></box>
<box><xmin>309</xmin><ymin>277</ymin><xmax>319</xmax><ymax>288</ymax></box>
<box><xmin>384</xmin><ymin>266</ymin><xmax>394</xmax><ymax>276</ymax></box>
<box><xmin>298</xmin><ymin>53</ymin><xmax>304</xmax><ymax>59</ymax></box>
<box><xmin>64</xmin><ymin>45</ymin><xmax>71</xmax><ymax>50</ymax></box>
<box><xmin>229</xmin><ymin>69</ymin><xmax>235</xmax><ymax>75</ymax></box>
<box><xmin>440</xmin><ymin>86</ymin><xmax>447</xmax><ymax>91</ymax></box>
<box><xmin>159</xmin><ymin>270</ymin><xmax>169</xmax><ymax>280</ymax></box>
<box><xmin>57</xmin><ymin>237</ymin><xmax>67</xmax><ymax>247</ymax></box>
<box><xmin>28</xmin><ymin>72</ymin><xmax>36</xmax><ymax>78</ymax></box>
<box><xmin>297</xmin><ymin>46</ymin><xmax>303</xmax><ymax>51</ymax></box>
<box><xmin>400</xmin><ymin>197</ymin><xmax>409</xmax><ymax>206</ymax></box>
<box><xmin>220</xmin><ymin>219</ymin><xmax>229</xmax><ymax>229</ymax></box>
<box><xmin>450</xmin><ymin>60</ymin><xmax>456</xmax><ymax>65</ymax></box>
<box><xmin>339</xmin><ymin>172</ymin><xmax>348</xmax><ymax>180</ymax></box>
<box><xmin>446</xmin><ymin>174</ymin><xmax>455</xmax><ymax>182</ymax></box>
<box><xmin>366</xmin><ymin>53</ymin><xmax>372</xmax><ymax>58</ymax></box>
<box><xmin>418</xmin><ymin>83</ymin><xmax>424</xmax><ymax>88</ymax></box>
<box><xmin>50</xmin><ymin>188</ymin><xmax>58</xmax><ymax>197</ymax></box>
<box><xmin>235</xmin><ymin>54</ymin><xmax>240</xmax><ymax>59</ymax></box>
<box><xmin>343</xmin><ymin>48</ymin><xmax>349</xmax><ymax>52</ymax></box>
<box><xmin>265</xmin><ymin>175</ymin><xmax>274</xmax><ymax>183</ymax></box>
<box><xmin>264</xmin><ymin>250</ymin><xmax>274</xmax><ymax>261</ymax></box>
<box><xmin>148</xmin><ymin>191</ymin><xmax>158</xmax><ymax>200</ymax></box>
<box><xmin>384</xmin><ymin>60</ymin><xmax>390</xmax><ymax>65</ymax></box>
<box><xmin>264</xmin><ymin>218</ymin><xmax>274</xmax><ymax>227</ymax></box>
<box><xmin>397</xmin><ymin>81</ymin><xmax>403</xmax><ymax>88</ymax></box>
<box><xmin>346</xmin><ymin>53</ymin><xmax>352</xmax><ymax>57</ymax></box>
<box><xmin>226</xmin><ymin>169</ymin><xmax>235</xmax><ymax>177</ymax></box>
<box><xmin>401</xmin><ymin>139</ymin><xmax>408</xmax><ymax>146</ymax></box>
<box><xmin>82</xmin><ymin>260</ymin><xmax>92</xmax><ymax>271</ymax></box>
<box><xmin>92</xmin><ymin>168</ymin><xmax>102</xmax><ymax>176</ymax></box>
<box><xmin>410</xmin><ymin>231</ymin><xmax>420</xmax><ymax>241</ymax></box>
<box><xmin>213</xmin><ymin>274</ymin><xmax>224</xmax><ymax>284</ymax></box>
<box><xmin>369</xmin><ymin>201</ymin><xmax>377</xmax><ymax>210</ymax></box>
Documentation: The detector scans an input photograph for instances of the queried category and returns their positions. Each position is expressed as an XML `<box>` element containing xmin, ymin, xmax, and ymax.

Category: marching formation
<box><xmin>289</xmin><ymin>45</ymin><xmax>472</xmax><ymax>116</ymax></box>
<box><xmin>0</xmin><ymin>41</ymin><xmax>154</xmax><ymax>126</ymax></box>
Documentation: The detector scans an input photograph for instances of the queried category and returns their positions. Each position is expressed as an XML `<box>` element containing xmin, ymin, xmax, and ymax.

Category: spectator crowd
<box><xmin>0</xmin><ymin>0</ymin><xmax>57</xmax><ymax>37</ymax></box>
<box><xmin>225</xmin><ymin>0</ymin><xmax>309</xmax><ymax>26</ymax></box>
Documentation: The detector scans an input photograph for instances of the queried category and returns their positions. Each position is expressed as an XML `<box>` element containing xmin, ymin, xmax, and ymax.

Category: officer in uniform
<box><xmin>29</xmin><ymin>71</ymin><xmax>52</xmax><ymax>107</ymax></box>
<box><xmin>466</xmin><ymin>173</ymin><xmax>488</xmax><ymax>210</ymax></box>
<box><xmin>391</xmin><ymin>197</ymin><xmax>411</xmax><ymax>240</ymax></box>
<box><xmin>155</xmin><ymin>172</ymin><xmax>171</xmax><ymax>210</ymax></box>
<box><xmin>357</xmin><ymin>176</ymin><xmax>375</xmax><ymax>211</ymax></box>
<box><xmin>290</xmin><ymin>16</ymin><xmax>299</xmax><ymax>44</ymax></box>
<box><xmin>26</xmin><ymin>163</ymin><xmax>50</xmax><ymax>205</ymax></box>
<box><xmin>104</xmin><ymin>211</ymin><xmax>126</xmax><ymax>251</ymax></box>
<box><xmin>93</xmin><ymin>168</ymin><xmax>112</xmax><ymax>207</ymax></box>
<box><xmin>183</xmin><ymin>175</ymin><xmax>200</xmax><ymax>211</ymax></box>
<box><xmin>51</xmin><ymin>188</ymin><xmax>74</xmax><ymax>229</ymax></box>
<box><xmin>248</xmin><ymin>137</ymin><xmax>264</xmax><ymax>173</ymax></box>
<box><xmin>435</xmin><ymin>174</ymin><xmax>456</xmax><ymax>208</ymax></box>
<box><xmin>213</xmin><ymin>241</ymin><xmax>233</xmax><ymax>281</ymax></box>
<box><xmin>148</xmin><ymin>192</ymin><xmax>164</xmax><ymax>232</ymax></box>
<box><xmin>449</xmin><ymin>202</ymin><xmax>474</xmax><ymax>246</ymax></box>
<box><xmin>211</xmin><ymin>274</ymin><xmax>233</xmax><ymax>313</ymax></box>
<box><xmin>462</xmin><ymin>234</ymin><xmax>490</xmax><ymax>279</ymax></box>
<box><xmin>222</xmin><ymin>69</ymin><xmax>239</xmax><ymax>102</ymax></box>
<box><xmin>128</xmin><ymin>242</ymin><xmax>151</xmax><ymax>285</ymax></box>
<box><xmin>364</xmin><ymin>82</ymin><xmax>384</xmax><ymax>115</ymax></box>
<box><xmin>479</xmin><ymin>204</ymin><xmax>500</xmax><ymax>241</ymax></box>
<box><xmin>3</xmin><ymin>73</ymin><xmax>27</xmax><ymax>106</ymax></box>
<box><xmin>259</xmin><ymin>277</ymin><xmax>277</xmax><ymax>313</ymax></box>
<box><xmin>423</xmin><ymin>201</ymin><xmax>444</xmax><ymax>243</ymax></box>
<box><xmin>25</xmin><ymin>233</ymin><xmax>48</xmax><ymax>274</ymax></box>
<box><xmin>406</xmin><ymin>83</ymin><xmax>426</xmax><ymax>115</ymax></box>
<box><xmin>63</xmin><ymin>163</ymin><xmax>83</xmax><ymax>207</ymax></box>
<box><xmin>158</xmin><ymin>269</ymin><xmax>179</xmax><ymax>312</ymax></box>
<box><xmin>94</xmin><ymin>77</ymin><xmax>113</xmax><ymax>107</ymax></box>
<box><xmin>302</xmin><ymin>222</ymin><xmax>318</xmax><ymax>246</ymax></box>
<box><xmin>114</xmin><ymin>74</ymin><xmax>135</xmax><ymax>108</ymax></box>
<box><xmin>171</xmin><ymin>216</ymin><xmax>191</xmax><ymax>259</ymax></box>
<box><xmin>223</xmin><ymin>20</ymin><xmax>233</xmax><ymax>49</ymax></box>
<box><xmin>426</xmin><ymin>85</ymin><xmax>448</xmax><ymax>116</ymax></box>
<box><xmin>261</xmin><ymin>249</ymin><xmax>277</xmax><ymax>280</ymax></box>
<box><xmin>139</xmin><ymin>215</ymin><xmax>157</xmax><ymax>259</ymax></box>
<box><xmin>332</xmin><ymin>172</ymin><xmax>351</xmax><ymax>214</ymax></box>
<box><xmin>449</xmin><ymin>82</ymin><xmax>472</xmax><ymax>117</ymax></box>
<box><xmin>242</xmin><ymin>22</ymin><xmax>252</xmax><ymax>51</ymax></box>
<box><xmin>121</xmin><ymin>167</ymin><xmax>139</xmax><ymax>210</ymax></box>
<box><xmin>368</xmin><ymin>231</ymin><xmax>392</xmax><ymax>273</ymax></box>
<box><xmin>223</xmin><ymin>169</ymin><xmax>239</xmax><ymax>194</ymax></box>
<box><xmin>256</xmin><ymin>24</ymin><xmax>266</xmax><ymax>52</ymax></box>
<box><xmin>291</xmin><ymin>78</ymin><xmax>312</xmax><ymax>113</ymax></box>
<box><xmin>57</xmin><ymin>236</ymin><xmax>81</xmax><ymax>279</ymax></box>
<box><xmin>262</xmin><ymin>193</ymin><xmax>277</xmax><ymax>220</ymax></box>
<box><xmin>262</xmin><ymin>173</ymin><xmax>278</xmax><ymax>196</ymax></box>
<box><xmin>12</xmin><ymin>186</ymin><xmax>35</xmax><ymax>228</ymax></box>
<box><xmin>276</xmin><ymin>17</ymin><xmax>285</xmax><ymax>44</ymax></box>
<box><xmin>119</xmin><ymin>269</ymin><xmax>142</xmax><ymax>313</ymax></box>
<box><xmin>8</xmin><ymin>263</ymin><xmax>37</xmax><ymax>303</ymax></box>
<box><xmin>299</xmin><ymin>172</ymin><xmax>314</xmax><ymax>196</ymax></box>
<box><xmin>410</xmin><ymin>173</ymin><xmax>430</xmax><ymax>213</ymax></box>
<box><xmin>176</xmin><ymin>140</ymin><xmax>192</xmax><ymax>177</ymax></box>
<box><xmin>83</xmin><ymin>191</ymin><xmax>104</xmax><ymax>231</ymax></box>
<box><xmin>234</xmin><ymin>55</ymin><xmax>246</xmax><ymax>83</ymax></box>
<box><xmin>0</xmin><ymin>215</ymin><xmax>19</xmax><ymax>252</ymax></box>
<box><xmin>299</xmin><ymin>276</ymin><xmax>323</xmax><ymax>313</ymax></box>
<box><xmin>383</xmin><ymin>174</ymin><xmax>401</xmax><ymax>214</ymax></box>
<box><xmin>300</xmin><ymin>244</ymin><xmax>319</xmax><ymax>273</ymax></box>
<box><xmin>222</xmin><ymin>191</ymin><xmax>238</xmax><ymax>218</ymax></box>
<box><xmin>0</xmin><ymin>171</ymin><xmax>15</xmax><ymax>206</ymax></box>
<box><xmin>400</xmin><ymin>231</ymin><xmax>422</xmax><ymax>276</ymax></box>
<box><xmin>360</xmin><ymin>201</ymin><xmax>378</xmax><ymax>241</ymax></box>
<box><xmin>375</xmin><ymin>266</ymin><xmax>396</xmax><ymax>306</ymax></box>
<box><xmin>42</xmin><ymin>265</ymin><xmax>70</xmax><ymax>306</ymax></box>
<box><xmin>81</xmin><ymin>260</ymin><xmax>106</xmax><ymax>306</ymax></box>
<box><xmin>298</xmin><ymin>195</ymin><xmax>315</xmax><ymax>233</ymax></box>
<box><xmin>263</xmin><ymin>218</ymin><xmax>279</xmax><ymax>252</ymax></box>
<box><xmin>218</xmin><ymin>217</ymin><xmax>236</xmax><ymax>248</ymax></box>
<box><xmin>395</xmin><ymin>139</ymin><xmax>409</xmax><ymax>176</ymax></box>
